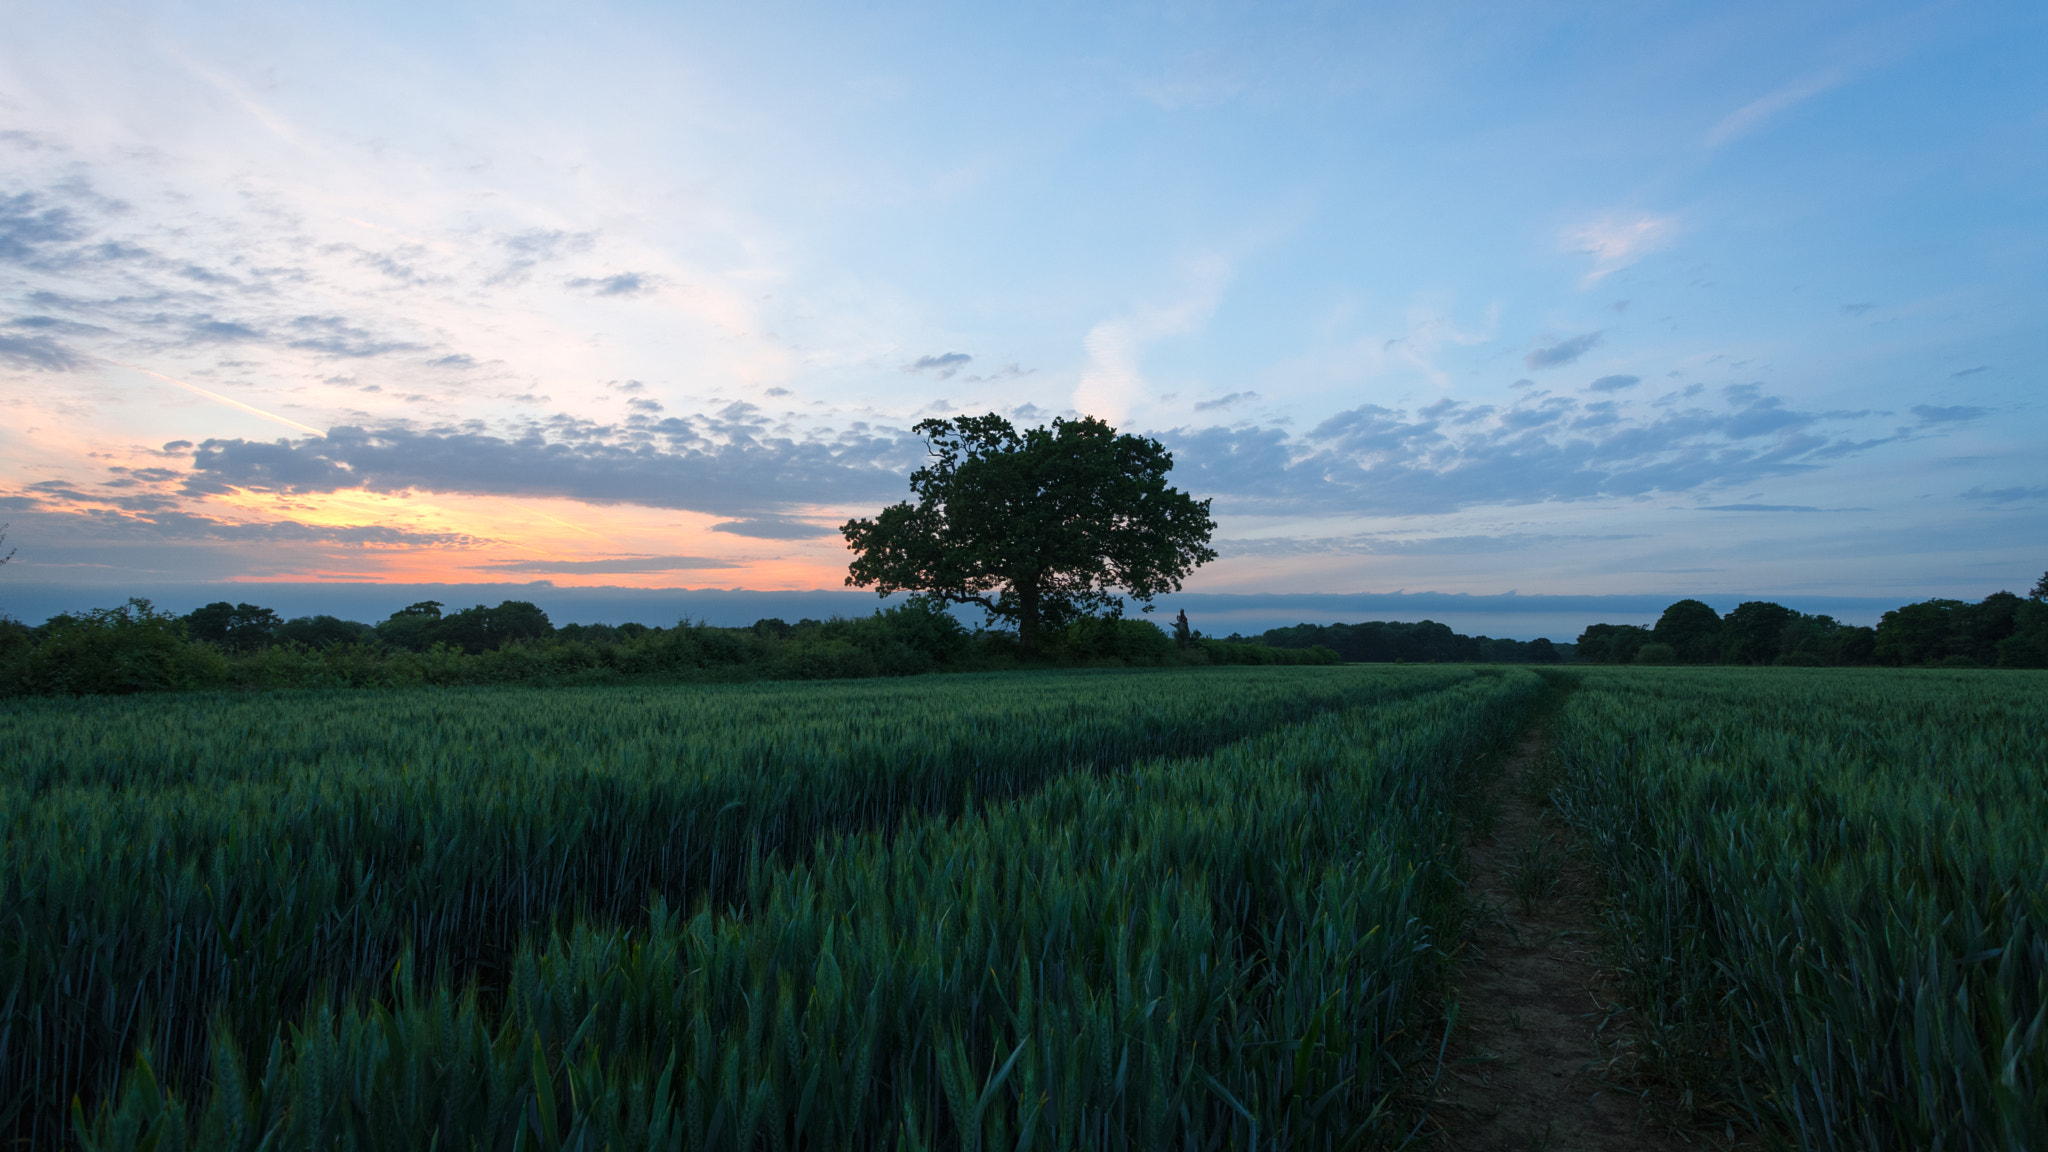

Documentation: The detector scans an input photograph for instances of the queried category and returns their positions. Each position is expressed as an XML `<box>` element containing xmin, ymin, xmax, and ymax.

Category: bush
<box><xmin>23</xmin><ymin>600</ymin><xmax>197</xmax><ymax>695</ymax></box>
<box><xmin>1633</xmin><ymin>642</ymin><xmax>1679</xmax><ymax>666</ymax></box>
<box><xmin>1053</xmin><ymin>617</ymin><xmax>1177</xmax><ymax>665</ymax></box>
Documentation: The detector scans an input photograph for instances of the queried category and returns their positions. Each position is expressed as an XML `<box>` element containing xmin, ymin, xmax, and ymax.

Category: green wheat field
<box><xmin>4</xmin><ymin>664</ymin><xmax>2043</xmax><ymax>1150</ymax></box>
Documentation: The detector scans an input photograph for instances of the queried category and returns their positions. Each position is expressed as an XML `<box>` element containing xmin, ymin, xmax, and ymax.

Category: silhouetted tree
<box><xmin>1652</xmin><ymin>599</ymin><xmax>1723</xmax><ymax>664</ymax></box>
<box><xmin>182</xmin><ymin>601</ymin><xmax>283</xmax><ymax>651</ymax></box>
<box><xmin>1720</xmin><ymin>600</ymin><xmax>1798</xmax><ymax>665</ymax></box>
<box><xmin>843</xmin><ymin>414</ymin><xmax>1216</xmax><ymax>651</ymax></box>
<box><xmin>1575</xmin><ymin>622</ymin><xmax>1651</xmax><ymax>664</ymax></box>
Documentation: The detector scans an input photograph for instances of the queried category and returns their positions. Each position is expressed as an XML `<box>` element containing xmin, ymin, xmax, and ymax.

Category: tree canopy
<box><xmin>842</xmin><ymin>414</ymin><xmax>1216</xmax><ymax>649</ymax></box>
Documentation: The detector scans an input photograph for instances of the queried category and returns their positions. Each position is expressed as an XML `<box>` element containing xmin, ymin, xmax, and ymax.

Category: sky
<box><xmin>1</xmin><ymin>0</ymin><xmax>2043</xmax><ymax>631</ymax></box>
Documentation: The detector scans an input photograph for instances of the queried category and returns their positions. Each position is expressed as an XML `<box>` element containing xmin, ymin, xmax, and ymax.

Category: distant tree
<box><xmin>1720</xmin><ymin>601</ymin><xmax>1798</xmax><ymax>665</ymax></box>
<box><xmin>1575</xmin><ymin>622</ymin><xmax>1651</xmax><ymax>664</ymax></box>
<box><xmin>376</xmin><ymin>601</ymin><xmax>446</xmax><ymax>651</ymax></box>
<box><xmin>1874</xmin><ymin>599</ymin><xmax>1968</xmax><ymax>666</ymax></box>
<box><xmin>1527</xmin><ymin>637</ymin><xmax>1560</xmax><ymax>664</ymax></box>
<box><xmin>2032</xmin><ymin>571</ymin><xmax>2048</xmax><ymax>601</ymax></box>
<box><xmin>1998</xmin><ymin>595</ymin><xmax>2048</xmax><ymax>668</ymax></box>
<box><xmin>1652</xmin><ymin>599</ymin><xmax>1724</xmax><ymax>664</ymax></box>
<box><xmin>182</xmin><ymin>601</ymin><xmax>283</xmax><ymax>651</ymax></box>
<box><xmin>1172</xmin><ymin>609</ymin><xmax>1193</xmax><ymax>649</ymax></box>
<box><xmin>843</xmin><ymin>414</ymin><xmax>1216</xmax><ymax>651</ymax></box>
<box><xmin>435</xmin><ymin>601</ymin><xmax>554</xmax><ymax>654</ymax></box>
<box><xmin>275</xmin><ymin>614</ymin><xmax>375</xmax><ymax>648</ymax></box>
<box><xmin>0</xmin><ymin>522</ymin><xmax>14</xmax><ymax>567</ymax></box>
<box><xmin>1957</xmin><ymin>591</ymin><xmax>2024</xmax><ymax>664</ymax></box>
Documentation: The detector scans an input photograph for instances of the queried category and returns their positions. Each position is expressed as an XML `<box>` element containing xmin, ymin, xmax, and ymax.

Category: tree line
<box><xmin>1248</xmin><ymin>619</ymin><xmax>1569</xmax><ymax>664</ymax></box>
<box><xmin>0</xmin><ymin>597</ymin><xmax>1333</xmax><ymax>697</ymax></box>
<box><xmin>1575</xmin><ymin>572</ymin><xmax>2048</xmax><ymax>668</ymax></box>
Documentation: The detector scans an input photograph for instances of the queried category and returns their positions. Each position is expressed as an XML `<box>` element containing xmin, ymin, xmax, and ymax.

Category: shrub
<box><xmin>1633</xmin><ymin>642</ymin><xmax>1678</xmax><ymax>665</ymax></box>
<box><xmin>25</xmin><ymin>599</ymin><xmax>195</xmax><ymax>694</ymax></box>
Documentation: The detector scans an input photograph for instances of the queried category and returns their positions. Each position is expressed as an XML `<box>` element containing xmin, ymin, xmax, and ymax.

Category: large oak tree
<box><xmin>842</xmin><ymin>414</ymin><xmax>1216</xmax><ymax>650</ymax></box>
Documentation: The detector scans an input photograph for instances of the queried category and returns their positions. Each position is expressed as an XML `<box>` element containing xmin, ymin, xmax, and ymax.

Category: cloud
<box><xmin>1161</xmin><ymin>384</ymin><xmax>1891</xmax><ymax>517</ymax></box>
<box><xmin>1074</xmin><ymin>255</ymin><xmax>1230</xmax><ymax>424</ymax></box>
<box><xmin>1217</xmin><ymin>531</ymin><xmax>1641</xmax><ymax>558</ymax></box>
<box><xmin>1708</xmin><ymin>71</ymin><xmax>1846</xmax><ymax>147</ymax></box>
<box><xmin>905</xmin><ymin>352</ymin><xmax>972</xmax><ymax>378</ymax></box>
<box><xmin>0</xmin><ymin>503</ymin><xmax>482</xmax><ymax>546</ymax></box>
<box><xmin>1911</xmin><ymin>404</ymin><xmax>1992</xmax><ymax>425</ymax></box>
<box><xmin>567</xmin><ymin>272</ymin><xmax>651</xmax><ymax>297</ymax></box>
<box><xmin>495</xmin><ymin>229</ymin><xmax>595</xmax><ymax>283</ymax></box>
<box><xmin>0</xmin><ymin>191</ymin><xmax>87</xmax><ymax>265</ymax></box>
<box><xmin>0</xmin><ymin>332</ymin><xmax>89</xmax><ymax>370</ymax></box>
<box><xmin>1525</xmin><ymin>332</ymin><xmax>1601</xmax><ymax>369</ymax></box>
<box><xmin>1587</xmin><ymin>374</ymin><xmax>1640</xmax><ymax>393</ymax></box>
<box><xmin>1193</xmin><ymin>391</ymin><xmax>1259</xmax><ymax>411</ymax></box>
<box><xmin>1562</xmin><ymin>215</ymin><xmax>1675</xmax><ymax>283</ymax></box>
<box><xmin>1695</xmin><ymin>504</ymin><xmax>1825</xmax><ymax>513</ymax></box>
<box><xmin>186</xmin><ymin>317</ymin><xmax>265</xmax><ymax>342</ymax></box>
<box><xmin>1949</xmin><ymin>366</ymin><xmax>1989</xmax><ymax>378</ymax></box>
<box><xmin>427</xmin><ymin>353</ymin><xmax>475</xmax><ymax>368</ymax></box>
<box><xmin>1961</xmin><ymin>486</ymin><xmax>2047</xmax><ymax>505</ymax></box>
<box><xmin>183</xmin><ymin>418</ymin><xmax>918</xmax><ymax>518</ymax></box>
<box><xmin>285</xmin><ymin>315</ymin><xmax>423</xmax><ymax>358</ymax></box>
<box><xmin>469</xmin><ymin>555</ymin><xmax>739</xmax><ymax>574</ymax></box>
<box><xmin>709</xmin><ymin>516</ymin><xmax>839</xmax><ymax>540</ymax></box>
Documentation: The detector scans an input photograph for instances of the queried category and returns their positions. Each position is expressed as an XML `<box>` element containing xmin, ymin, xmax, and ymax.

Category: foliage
<box><xmin>1549</xmin><ymin>666</ymin><xmax>2048</xmax><ymax>1150</ymax></box>
<box><xmin>1574</xmin><ymin>623</ymin><xmax>1650</xmax><ymax>664</ymax></box>
<box><xmin>5</xmin><ymin>599</ymin><xmax>201</xmax><ymax>695</ymax></box>
<box><xmin>1649</xmin><ymin>598</ymin><xmax>1723</xmax><ymax>664</ymax></box>
<box><xmin>1254</xmin><ymin>619</ymin><xmax>1570</xmax><ymax>663</ymax></box>
<box><xmin>5</xmin><ymin>665</ymin><xmax>1528</xmax><ymax>1148</ymax></box>
<box><xmin>179</xmin><ymin>602</ymin><xmax>283</xmax><ymax>650</ymax></box>
<box><xmin>1579</xmin><ymin>602</ymin><xmax>1879</xmax><ymax>667</ymax></box>
<box><xmin>842</xmin><ymin>414</ymin><xmax>1217</xmax><ymax>649</ymax></box>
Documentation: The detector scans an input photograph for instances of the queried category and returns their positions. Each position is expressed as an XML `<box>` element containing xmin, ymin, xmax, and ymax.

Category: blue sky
<box><xmin>1</xmin><ymin>0</ymin><xmax>2042</xmax><ymax>624</ymax></box>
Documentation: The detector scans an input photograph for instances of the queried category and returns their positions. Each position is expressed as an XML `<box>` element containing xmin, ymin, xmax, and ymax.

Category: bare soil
<box><xmin>1426</xmin><ymin>727</ymin><xmax>1740</xmax><ymax>1152</ymax></box>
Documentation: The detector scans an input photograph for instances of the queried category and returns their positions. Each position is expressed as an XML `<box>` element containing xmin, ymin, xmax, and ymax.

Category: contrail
<box><xmin>117</xmin><ymin>362</ymin><xmax>325</xmax><ymax>437</ymax></box>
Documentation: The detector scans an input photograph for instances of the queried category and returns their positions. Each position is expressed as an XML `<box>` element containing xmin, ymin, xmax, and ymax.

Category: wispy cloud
<box><xmin>1526</xmin><ymin>332</ymin><xmax>1601</xmax><ymax>370</ymax></box>
<box><xmin>710</xmin><ymin>517</ymin><xmax>839</xmax><ymax>539</ymax></box>
<box><xmin>0</xmin><ymin>331</ymin><xmax>89</xmax><ymax>370</ymax></box>
<box><xmin>1911</xmin><ymin>404</ymin><xmax>1991</xmax><ymax>425</ymax></box>
<box><xmin>1162</xmin><ymin>383</ymin><xmax>1892</xmax><ymax>517</ymax></box>
<box><xmin>1073</xmin><ymin>255</ymin><xmax>1230</xmax><ymax>425</ymax></box>
<box><xmin>1562</xmin><ymin>214</ymin><xmax>1675</xmax><ymax>284</ymax></box>
<box><xmin>1708</xmin><ymin>71</ymin><xmax>1847</xmax><ymax>147</ymax></box>
<box><xmin>566</xmin><ymin>272</ymin><xmax>653</xmax><ymax>297</ymax></box>
<box><xmin>905</xmin><ymin>352</ymin><xmax>972</xmax><ymax>378</ymax></box>
<box><xmin>182</xmin><ymin>418</ymin><xmax>918</xmax><ymax>519</ymax></box>
<box><xmin>1962</xmin><ymin>485</ymin><xmax>2047</xmax><ymax>505</ymax></box>
<box><xmin>470</xmin><ymin>555</ymin><xmax>738</xmax><ymax>573</ymax></box>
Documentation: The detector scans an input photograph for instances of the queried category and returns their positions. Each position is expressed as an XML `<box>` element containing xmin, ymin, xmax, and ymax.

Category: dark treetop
<box><xmin>841</xmin><ymin>414</ymin><xmax>1217</xmax><ymax>650</ymax></box>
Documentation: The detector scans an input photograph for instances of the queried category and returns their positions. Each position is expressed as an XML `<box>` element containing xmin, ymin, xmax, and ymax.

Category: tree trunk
<box><xmin>1017</xmin><ymin>581</ymin><xmax>1042</xmax><ymax>653</ymax></box>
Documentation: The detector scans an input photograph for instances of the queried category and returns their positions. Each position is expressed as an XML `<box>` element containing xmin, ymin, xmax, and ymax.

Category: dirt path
<box><xmin>1429</xmin><ymin>727</ymin><xmax>1706</xmax><ymax>1152</ymax></box>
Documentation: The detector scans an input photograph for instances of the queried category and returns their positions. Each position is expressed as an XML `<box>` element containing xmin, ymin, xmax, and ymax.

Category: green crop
<box><xmin>2</xmin><ymin>665</ymin><xmax>1498</xmax><ymax>1146</ymax></box>
<box><xmin>71</xmin><ymin>668</ymin><xmax>1544</xmax><ymax>1151</ymax></box>
<box><xmin>1548</xmin><ymin>666</ymin><xmax>2048</xmax><ymax>1151</ymax></box>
